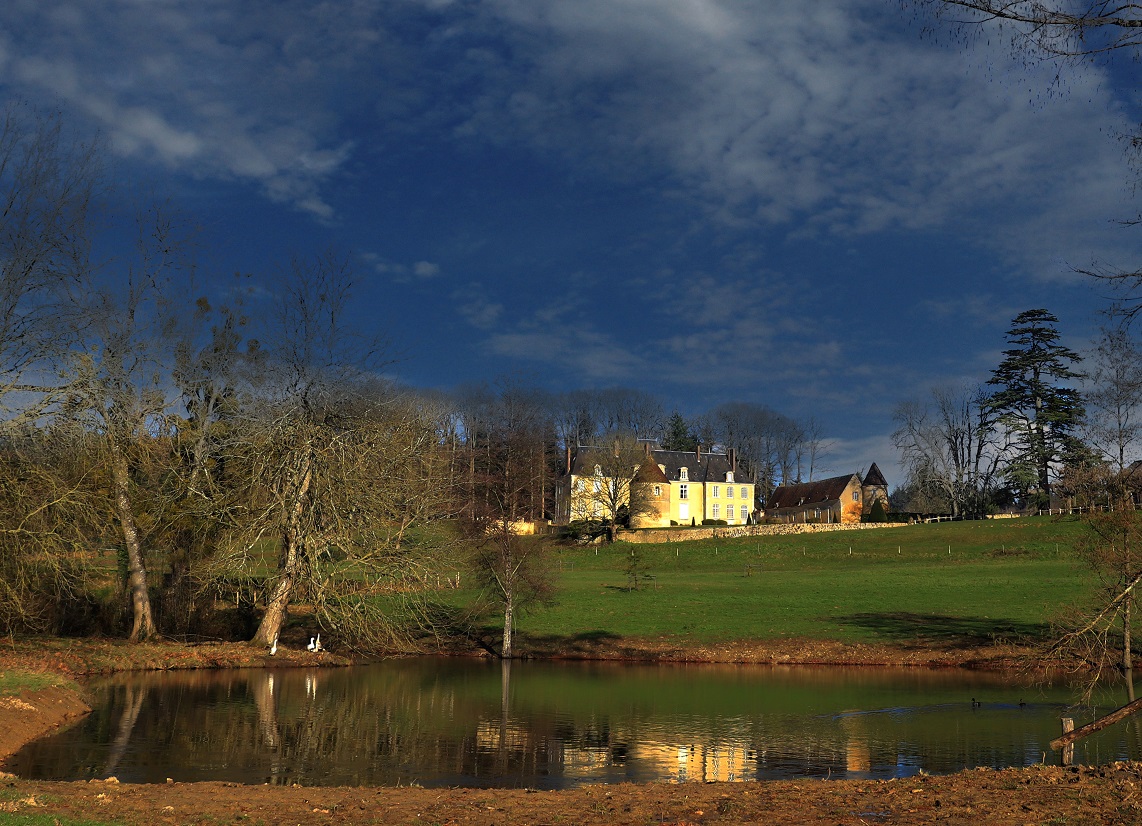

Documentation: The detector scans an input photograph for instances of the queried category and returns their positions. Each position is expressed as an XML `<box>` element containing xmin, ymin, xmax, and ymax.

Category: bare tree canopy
<box><xmin>0</xmin><ymin>102</ymin><xmax>98</xmax><ymax>427</ymax></box>
<box><xmin>1084</xmin><ymin>326</ymin><xmax>1142</xmax><ymax>470</ymax></box>
<box><xmin>909</xmin><ymin>1</ymin><xmax>1142</xmax><ymax>56</ymax></box>
<box><xmin>893</xmin><ymin>384</ymin><xmax>1005</xmax><ymax>516</ymax></box>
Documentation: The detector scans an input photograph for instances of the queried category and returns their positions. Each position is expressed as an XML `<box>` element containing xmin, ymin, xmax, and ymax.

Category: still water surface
<box><xmin>10</xmin><ymin>659</ymin><xmax>1142</xmax><ymax>788</ymax></box>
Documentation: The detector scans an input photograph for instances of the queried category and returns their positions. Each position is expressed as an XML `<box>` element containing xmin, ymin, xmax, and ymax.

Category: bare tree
<box><xmin>573</xmin><ymin>436</ymin><xmax>656</xmax><ymax>542</ymax></box>
<box><xmin>64</xmin><ymin>206</ymin><xmax>197</xmax><ymax>642</ymax></box>
<box><xmin>893</xmin><ymin>384</ymin><xmax>1005</xmax><ymax>516</ymax></box>
<box><xmin>0</xmin><ymin>102</ymin><xmax>98</xmax><ymax>428</ymax></box>
<box><xmin>220</xmin><ymin>252</ymin><xmax>447</xmax><ymax>650</ymax></box>
<box><xmin>708</xmin><ymin>402</ymin><xmax>806</xmax><ymax>501</ymax></box>
<box><xmin>1049</xmin><ymin>466</ymin><xmax>1142</xmax><ymax>702</ymax></box>
<box><xmin>907</xmin><ymin>1</ymin><xmax>1142</xmax><ymax>58</ymax></box>
<box><xmin>0</xmin><ymin>425</ymin><xmax>100</xmax><ymax>634</ymax></box>
<box><xmin>591</xmin><ymin>387</ymin><xmax>664</xmax><ymax>439</ymax></box>
<box><xmin>1084</xmin><ymin>326</ymin><xmax>1142</xmax><ymax>471</ymax></box>
<box><xmin>464</xmin><ymin>380</ymin><xmax>555</xmax><ymax>657</ymax></box>
<box><xmin>801</xmin><ymin>416</ymin><xmax>832</xmax><ymax>482</ymax></box>
<box><xmin>232</xmin><ymin>250</ymin><xmax>401</xmax><ymax>648</ymax></box>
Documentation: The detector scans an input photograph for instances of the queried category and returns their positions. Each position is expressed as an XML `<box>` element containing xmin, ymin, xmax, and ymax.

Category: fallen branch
<box><xmin>1050</xmin><ymin>697</ymin><xmax>1142</xmax><ymax>750</ymax></box>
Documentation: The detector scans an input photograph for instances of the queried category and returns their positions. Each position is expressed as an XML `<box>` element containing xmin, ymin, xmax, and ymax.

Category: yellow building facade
<box><xmin>556</xmin><ymin>447</ymin><xmax>756</xmax><ymax>529</ymax></box>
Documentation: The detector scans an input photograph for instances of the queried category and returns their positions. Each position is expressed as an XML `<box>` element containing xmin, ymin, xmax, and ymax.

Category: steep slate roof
<box><xmin>766</xmin><ymin>473</ymin><xmax>859</xmax><ymax>510</ymax></box>
<box><xmin>568</xmin><ymin>447</ymin><xmax>734</xmax><ymax>482</ymax></box>
<box><xmin>648</xmin><ymin>449</ymin><xmax>733</xmax><ymax>482</ymax></box>
<box><xmin>862</xmin><ymin>462</ymin><xmax>888</xmax><ymax>488</ymax></box>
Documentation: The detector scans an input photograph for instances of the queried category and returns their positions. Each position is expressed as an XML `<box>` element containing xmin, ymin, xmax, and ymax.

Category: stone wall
<box><xmin>614</xmin><ymin>521</ymin><xmax>906</xmax><ymax>544</ymax></box>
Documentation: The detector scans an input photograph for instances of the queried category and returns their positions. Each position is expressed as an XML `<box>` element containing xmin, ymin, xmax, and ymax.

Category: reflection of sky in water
<box><xmin>8</xmin><ymin>660</ymin><xmax>1142</xmax><ymax>789</ymax></box>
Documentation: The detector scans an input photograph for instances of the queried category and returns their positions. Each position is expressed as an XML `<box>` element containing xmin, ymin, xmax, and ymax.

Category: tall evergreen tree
<box><xmin>988</xmin><ymin>309</ymin><xmax>1085</xmax><ymax>509</ymax></box>
<box><xmin>660</xmin><ymin>411</ymin><xmax>696</xmax><ymax>451</ymax></box>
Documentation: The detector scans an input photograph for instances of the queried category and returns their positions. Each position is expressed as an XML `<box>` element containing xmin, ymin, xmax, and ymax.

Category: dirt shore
<box><xmin>3</xmin><ymin>764</ymin><xmax>1140</xmax><ymax>825</ymax></box>
<box><xmin>1</xmin><ymin>637</ymin><xmax>1122</xmax><ymax>825</ymax></box>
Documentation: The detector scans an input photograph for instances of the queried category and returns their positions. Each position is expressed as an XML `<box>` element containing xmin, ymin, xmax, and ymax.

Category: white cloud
<box><xmin>452</xmin><ymin>284</ymin><xmax>504</xmax><ymax>330</ymax></box>
<box><xmin>3</xmin><ymin>0</ymin><xmax>1132</xmax><ymax>264</ymax></box>
<box><xmin>414</xmin><ymin>261</ymin><xmax>441</xmax><ymax>278</ymax></box>
<box><xmin>0</xmin><ymin>0</ymin><xmax>365</xmax><ymax>218</ymax></box>
<box><xmin>435</xmin><ymin>0</ymin><xmax>1135</xmax><ymax>275</ymax></box>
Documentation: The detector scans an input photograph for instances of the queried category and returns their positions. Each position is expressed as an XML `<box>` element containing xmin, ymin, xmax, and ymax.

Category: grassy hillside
<box><xmin>502</xmin><ymin>516</ymin><xmax>1093</xmax><ymax>648</ymax></box>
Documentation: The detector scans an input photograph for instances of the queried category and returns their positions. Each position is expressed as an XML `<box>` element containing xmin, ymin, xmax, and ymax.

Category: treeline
<box><xmin>0</xmin><ymin>106</ymin><xmax>822</xmax><ymax>647</ymax></box>
<box><xmin>892</xmin><ymin>309</ymin><xmax>1142</xmax><ymax>517</ymax></box>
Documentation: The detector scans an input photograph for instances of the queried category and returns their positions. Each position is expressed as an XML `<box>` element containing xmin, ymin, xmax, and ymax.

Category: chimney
<box><xmin>729</xmin><ymin>447</ymin><xmax>736</xmax><ymax>472</ymax></box>
<box><xmin>565</xmin><ymin>445</ymin><xmax>572</xmax><ymax>475</ymax></box>
<box><xmin>696</xmin><ymin>444</ymin><xmax>702</xmax><ymax>463</ymax></box>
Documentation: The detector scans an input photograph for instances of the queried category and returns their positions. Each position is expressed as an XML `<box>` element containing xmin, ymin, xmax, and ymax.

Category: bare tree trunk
<box><xmin>252</xmin><ymin>453</ymin><xmax>312</xmax><ymax>646</ymax></box>
<box><xmin>254</xmin><ymin>535</ymin><xmax>301</xmax><ymax>647</ymax></box>
<box><xmin>502</xmin><ymin>582</ymin><xmax>514</xmax><ymax>659</ymax></box>
<box><xmin>1127</xmin><ymin>598</ymin><xmax>1136</xmax><ymax>703</ymax></box>
<box><xmin>110</xmin><ymin>442</ymin><xmax>156</xmax><ymax>643</ymax></box>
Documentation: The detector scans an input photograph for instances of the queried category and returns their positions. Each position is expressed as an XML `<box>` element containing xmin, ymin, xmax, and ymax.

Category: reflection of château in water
<box><xmin>637</xmin><ymin>740</ymin><xmax>752</xmax><ymax>783</ymax></box>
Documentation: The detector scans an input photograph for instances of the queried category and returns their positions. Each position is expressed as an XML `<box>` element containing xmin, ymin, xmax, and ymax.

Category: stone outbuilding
<box><xmin>765</xmin><ymin>463</ymin><xmax>890</xmax><ymax>524</ymax></box>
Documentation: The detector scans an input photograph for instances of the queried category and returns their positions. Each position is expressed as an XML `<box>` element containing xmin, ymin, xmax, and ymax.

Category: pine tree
<box><xmin>661</xmin><ymin>411</ymin><xmax>696</xmax><ymax>451</ymax></box>
<box><xmin>987</xmin><ymin>309</ymin><xmax>1085</xmax><ymax>509</ymax></box>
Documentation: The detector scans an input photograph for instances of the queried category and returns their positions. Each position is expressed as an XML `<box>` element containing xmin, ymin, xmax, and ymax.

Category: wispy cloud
<box><xmin>4</xmin><ymin>0</ymin><xmax>1132</xmax><ymax>263</ymax></box>
<box><xmin>0</xmin><ymin>0</ymin><xmax>367</xmax><ymax>218</ymax></box>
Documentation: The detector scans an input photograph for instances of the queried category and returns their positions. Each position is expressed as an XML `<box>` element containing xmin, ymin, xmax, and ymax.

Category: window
<box><xmin>712</xmin><ymin>485</ymin><xmax>720</xmax><ymax>498</ymax></box>
<box><xmin>727</xmin><ymin>471</ymin><xmax>734</xmax><ymax>483</ymax></box>
<box><xmin>741</xmin><ymin>505</ymin><xmax>749</xmax><ymax>522</ymax></box>
<box><xmin>653</xmin><ymin>485</ymin><xmax>661</xmax><ymax>497</ymax></box>
<box><xmin>680</xmin><ymin>467</ymin><xmax>689</xmax><ymax>481</ymax></box>
<box><xmin>679</xmin><ymin>484</ymin><xmax>689</xmax><ymax>500</ymax></box>
<box><xmin>726</xmin><ymin>486</ymin><xmax>734</xmax><ymax>499</ymax></box>
<box><xmin>852</xmin><ymin>490</ymin><xmax>859</xmax><ymax>502</ymax></box>
<box><xmin>594</xmin><ymin>479</ymin><xmax>601</xmax><ymax>493</ymax></box>
<box><xmin>712</xmin><ymin>503</ymin><xmax>720</xmax><ymax>518</ymax></box>
<box><xmin>741</xmin><ymin>486</ymin><xmax>748</xmax><ymax>500</ymax></box>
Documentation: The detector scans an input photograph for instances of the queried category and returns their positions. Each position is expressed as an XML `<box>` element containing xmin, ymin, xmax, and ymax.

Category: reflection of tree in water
<box><xmin>250</xmin><ymin>671</ymin><xmax>279</xmax><ymax>750</ymax></box>
<box><xmin>101</xmin><ymin>683</ymin><xmax>147</xmax><ymax>778</ymax></box>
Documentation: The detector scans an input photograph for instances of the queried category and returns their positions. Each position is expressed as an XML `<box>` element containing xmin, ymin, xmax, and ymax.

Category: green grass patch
<box><xmin>0</xmin><ymin>669</ymin><xmax>70</xmax><ymax>697</ymax></box>
<box><xmin>490</xmin><ymin>516</ymin><xmax>1093</xmax><ymax>648</ymax></box>
<box><xmin>0</xmin><ymin>815</ymin><xmax>118</xmax><ymax>826</ymax></box>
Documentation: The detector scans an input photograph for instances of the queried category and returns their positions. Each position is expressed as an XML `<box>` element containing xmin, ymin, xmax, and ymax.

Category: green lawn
<box><xmin>0</xmin><ymin>670</ymin><xmax>71</xmax><ymax>697</ymax></box>
<box><xmin>503</xmin><ymin>516</ymin><xmax>1094</xmax><ymax>647</ymax></box>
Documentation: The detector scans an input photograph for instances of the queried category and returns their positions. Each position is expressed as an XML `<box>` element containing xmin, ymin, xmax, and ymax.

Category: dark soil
<box><xmin>3</xmin><ymin>765</ymin><xmax>1140</xmax><ymax>825</ymax></box>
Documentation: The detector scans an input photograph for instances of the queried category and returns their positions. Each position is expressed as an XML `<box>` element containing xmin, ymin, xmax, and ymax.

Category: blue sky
<box><xmin>3</xmin><ymin>0</ymin><xmax>1140</xmax><ymax>481</ymax></box>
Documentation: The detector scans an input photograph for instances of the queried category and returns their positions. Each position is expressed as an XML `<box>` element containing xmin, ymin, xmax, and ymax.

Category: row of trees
<box><xmin>891</xmin><ymin>309</ymin><xmax>1142</xmax><ymax>515</ymax></box>
<box><xmin>0</xmin><ymin>104</ymin><xmax>826</xmax><ymax>651</ymax></box>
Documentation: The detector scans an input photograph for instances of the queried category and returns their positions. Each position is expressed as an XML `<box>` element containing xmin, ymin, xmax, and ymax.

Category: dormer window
<box><xmin>726</xmin><ymin>471</ymin><xmax>734</xmax><ymax>483</ymax></box>
<box><xmin>594</xmin><ymin>464</ymin><xmax>602</xmax><ymax>476</ymax></box>
<box><xmin>680</xmin><ymin>467</ymin><xmax>689</xmax><ymax>481</ymax></box>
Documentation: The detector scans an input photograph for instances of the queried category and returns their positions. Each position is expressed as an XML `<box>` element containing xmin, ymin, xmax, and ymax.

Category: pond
<box><xmin>8</xmin><ymin>659</ymin><xmax>1142</xmax><ymax>788</ymax></box>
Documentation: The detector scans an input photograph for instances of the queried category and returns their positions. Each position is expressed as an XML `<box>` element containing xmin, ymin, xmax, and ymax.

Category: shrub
<box><xmin>561</xmin><ymin>520</ymin><xmax>608</xmax><ymax>541</ymax></box>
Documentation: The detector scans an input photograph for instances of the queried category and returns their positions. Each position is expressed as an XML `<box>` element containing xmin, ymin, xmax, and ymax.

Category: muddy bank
<box><xmin>0</xmin><ymin>686</ymin><xmax>90</xmax><ymax>763</ymax></box>
<box><xmin>2</xmin><ymin>764</ymin><xmax>1140</xmax><ymax>825</ymax></box>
